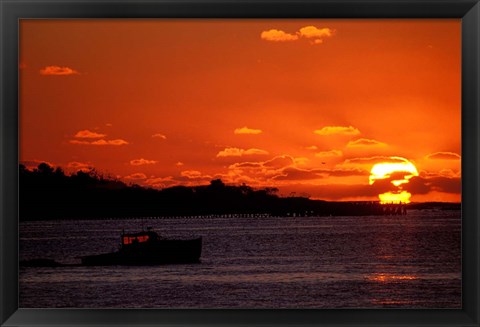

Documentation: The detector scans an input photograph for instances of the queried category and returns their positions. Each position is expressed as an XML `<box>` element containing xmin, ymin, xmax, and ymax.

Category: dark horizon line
<box><xmin>19</xmin><ymin>162</ymin><xmax>461</xmax><ymax>206</ymax></box>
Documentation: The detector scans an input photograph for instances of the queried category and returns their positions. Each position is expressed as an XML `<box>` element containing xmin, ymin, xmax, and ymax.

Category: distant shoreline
<box><xmin>20</xmin><ymin>202</ymin><xmax>461</xmax><ymax>222</ymax></box>
<box><xmin>19</xmin><ymin>163</ymin><xmax>461</xmax><ymax>221</ymax></box>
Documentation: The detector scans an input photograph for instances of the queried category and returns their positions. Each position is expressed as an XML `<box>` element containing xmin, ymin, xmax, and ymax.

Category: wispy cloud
<box><xmin>130</xmin><ymin>158</ymin><xmax>157</xmax><ymax>166</ymax></box>
<box><xmin>314</xmin><ymin>126</ymin><xmax>360</xmax><ymax>136</ymax></box>
<box><xmin>74</xmin><ymin>130</ymin><xmax>106</xmax><ymax>139</ymax></box>
<box><xmin>93</xmin><ymin>139</ymin><xmax>128</xmax><ymax>146</ymax></box>
<box><xmin>315</xmin><ymin>150</ymin><xmax>343</xmax><ymax>158</ymax></box>
<box><xmin>272</xmin><ymin>166</ymin><xmax>367</xmax><ymax>182</ymax></box>
<box><xmin>261</xmin><ymin>26</ymin><xmax>335</xmax><ymax>45</ymax></box>
<box><xmin>152</xmin><ymin>133</ymin><xmax>167</xmax><ymax>139</ymax></box>
<box><xmin>67</xmin><ymin>161</ymin><xmax>91</xmax><ymax>169</ymax></box>
<box><xmin>347</xmin><ymin>138</ymin><xmax>387</xmax><ymax>147</ymax></box>
<box><xmin>67</xmin><ymin>161</ymin><xmax>93</xmax><ymax>172</ymax></box>
<box><xmin>144</xmin><ymin>176</ymin><xmax>176</xmax><ymax>188</ymax></box>
<box><xmin>180</xmin><ymin>170</ymin><xmax>206</xmax><ymax>179</ymax></box>
<box><xmin>176</xmin><ymin>162</ymin><xmax>184</xmax><ymax>167</ymax></box>
<box><xmin>124</xmin><ymin>173</ymin><xmax>147</xmax><ymax>180</ymax></box>
<box><xmin>40</xmin><ymin>66</ymin><xmax>80</xmax><ymax>76</ymax></box>
<box><xmin>69</xmin><ymin>140</ymin><xmax>92</xmax><ymax>145</ymax></box>
<box><xmin>342</xmin><ymin>156</ymin><xmax>406</xmax><ymax>166</ymax></box>
<box><xmin>70</xmin><ymin>129</ymin><xmax>128</xmax><ymax>145</ymax></box>
<box><xmin>438</xmin><ymin>169</ymin><xmax>461</xmax><ymax>178</ymax></box>
<box><xmin>338</xmin><ymin>156</ymin><xmax>409</xmax><ymax>172</ymax></box>
<box><xmin>234</xmin><ymin>127</ymin><xmax>263</xmax><ymax>135</ymax></box>
<box><xmin>70</xmin><ymin>139</ymin><xmax>129</xmax><ymax>146</ymax></box>
<box><xmin>273</xmin><ymin>167</ymin><xmax>324</xmax><ymax>181</ymax></box>
<box><xmin>226</xmin><ymin>155</ymin><xmax>296</xmax><ymax>183</ymax></box>
<box><xmin>426</xmin><ymin>152</ymin><xmax>461</xmax><ymax>160</ymax></box>
<box><xmin>305</xmin><ymin>145</ymin><xmax>318</xmax><ymax>150</ymax></box>
<box><xmin>261</xmin><ymin>29</ymin><xmax>299</xmax><ymax>42</ymax></box>
<box><xmin>216</xmin><ymin>147</ymin><xmax>269</xmax><ymax>158</ymax></box>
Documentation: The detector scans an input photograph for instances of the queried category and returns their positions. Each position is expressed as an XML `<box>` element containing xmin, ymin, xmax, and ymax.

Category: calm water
<box><xmin>19</xmin><ymin>210</ymin><xmax>461</xmax><ymax>308</ymax></box>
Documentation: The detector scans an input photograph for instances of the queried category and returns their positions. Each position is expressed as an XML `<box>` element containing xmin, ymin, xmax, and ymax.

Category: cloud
<box><xmin>428</xmin><ymin>176</ymin><xmax>461</xmax><ymax>194</ymax></box>
<box><xmin>40</xmin><ymin>66</ymin><xmax>79</xmax><ymax>76</ymax></box>
<box><xmin>66</xmin><ymin>161</ymin><xmax>93</xmax><ymax>172</ymax></box>
<box><xmin>234</xmin><ymin>127</ymin><xmax>263</xmax><ymax>135</ymax></box>
<box><xmin>20</xmin><ymin>160</ymin><xmax>55</xmax><ymax>170</ymax></box>
<box><xmin>180</xmin><ymin>170</ymin><xmax>204</xmax><ymax>179</ymax></box>
<box><xmin>294</xmin><ymin>157</ymin><xmax>310</xmax><ymax>165</ymax></box>
<box><xmin>69</xmin><ymin>140</ymin><xmax>92</xmax><ymax>145</ymax></box>
<box><xmin>216</xmin><ymin>147</ymin><xmax>269</xmax><ymax>157</ymax></box>
<box><xmin>70</xmin><ymin>129</ymin><xmax>128</xmax><ymax>145</ymax></box>
<box><xmin>152</xmin><ymin>133</ymin><xmax>167</xmax><ymax>139</ymax></box>
<box><xmin>426</xmin><ymin>152</ymin><xmax>461</xmax><ymax>160</ymax></box>
<box><xmin>305</xmin><ymin>145</ymin><xmax>318</xmax><ymax>150</ymax></box>
<box><xmin>342</xmin><ymin>156</ymin><xmax>406</xmax><ymax>166</ymax></box>
<box><xmin>338</xmin><ymin>156</ymin><xmax>413</xmax><ymax>175</ymax></box>
<box><xmin>262</xmin><ymin>155</ymin><xmax>296</xmax><ymax>169</ymax></box>
<box><xmin>176</xmin><ymin>162</ymin><xmax>184</xmax><ymax>166</ymax></box>
<box><xmin>229</xmin><ymin>161</ymin><xmax>263</xmax><ymax>169</ymax></box>
<box><xmin>278</xmin><ymin>170</ymin><xmax>460</xmax><ymax>201</ymax></box>
<box><xmin>240</xmin><ymin>148</ymin><xmax>269</xmax><ymax>156</ymax></box>
<box><xmin>327</xmin><ymin>168</ymin><xmax>368</xmax><ymax>177</ymax></box>
<box><xmin>408</xmin><ymin>176</ymin><xmax>461</xmax><ymax>195</ymax></box>
<box><xmin>314</xmin><ymin>126</ymin><xmax>360</xmax><ymax>136</ymax></box>
<box><xmin>261</xmin><ymin>26</ymin><xmax>335</xmax><ymax>44</ymax></box>
<box><xmin>261</xmin><ymin>29</ymin><xmax>299</xmax><ymax>42</ymax></box>
<box><xmin>273</xmin><ymin>167</ymin><xmax>324</xmax><ymax>181</ymax></box>
<box><xmin>177</xmin><ymin>170</ymin><xmax>214</xmax><ymax>184</ymax></box>
<box><xmin>438</xmin><ymin>169</ymin><xmax>461</xmax><ymax>178</ymax></box>
<box><xmin>315</xmin><ymin>150</ymin><xmax>343</xmax><ymax>158</ymax></box>
<box><xmin>226</xmin><ymin>155</ymin><xmax>296</xmax><ymax>182</ymax></box>
<box><xmin>273</xmin><ymin>166</ymin><xmax>368</xmax><ymax>181</ymax></box>
<box><xmin>70</xmin><ymin>139</ymin><xmax>129</xmax><ymax>146</ymax></box>
<box><xmin>223</xmin><ymin>154</ymin><xmax>366</xmax><ymax>186</ymax></box>
<box><xmin>347</xmin><ymin>138</ymin><xmax>387</xmax><ymax>147</ymax></box>
<box><xmin>67</xmin><ymin>161</ymin><xmax>91</xmax><ymax>169</ymax></box>
<box><xmin>124</xmin><ymin>173</ymin><xmax>147</xmax><ymax>180</ymax></box>
<box><xmin>130</xmin><ymin>158</ymin><xmax>158</xmax><ymax>166</ymax></box>
<box><xmin>93</xmin><ymin>139</ymin><xmax>128</xmax><ymax>146</ymax></box>
<box><xmin>144</xmin><ymin>176</ymin><xmax>177</xmax><ymax>188</ymax></box>
<box><xmin>298</xmin><ymin>26</ymin><xmax>334</xmax><ymax>39</ymax></box>
<box><xmin>74</xmin><ymin>130</ymin><xmax>106</xmax><ymax>139</ymax></box>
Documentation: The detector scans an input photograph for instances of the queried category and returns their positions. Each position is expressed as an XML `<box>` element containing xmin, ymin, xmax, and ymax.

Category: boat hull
<box><xmin>81</xmin><ymin>237</ymin><xmax>202</xmax><ymax>266</ymax></box>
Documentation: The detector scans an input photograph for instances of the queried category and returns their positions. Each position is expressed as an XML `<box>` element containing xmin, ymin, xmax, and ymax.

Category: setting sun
<box><xmin>369</xmin><ymin>157</ymin><xmax>419</xmax><ymax>203</ymax></box>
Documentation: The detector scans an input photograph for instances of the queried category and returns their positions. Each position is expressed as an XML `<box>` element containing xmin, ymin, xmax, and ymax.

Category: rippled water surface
<box><xmin>20</xmin><ymin>210</ymin><xmax>461</xmax><ymax>308</ymax></box>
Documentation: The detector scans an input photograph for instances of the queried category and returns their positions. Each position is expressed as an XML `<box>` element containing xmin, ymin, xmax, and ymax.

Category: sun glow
<box><xmin>369</xmin><ymin>157</ymin><xmax>419</xmax><ymax>204</ymax></box>
<box><xmin>378</xmin><ymin>191</ymin><xmax>412</xmax><ymax>204</ymax></box>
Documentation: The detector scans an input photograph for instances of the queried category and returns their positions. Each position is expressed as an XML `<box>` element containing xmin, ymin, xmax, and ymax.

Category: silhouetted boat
<box><xmin>81</xmin><ymin>228</ymin><xmax>202</xmax><ymax>266</ymax></box>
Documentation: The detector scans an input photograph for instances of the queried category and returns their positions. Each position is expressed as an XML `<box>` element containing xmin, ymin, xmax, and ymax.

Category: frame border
<box><xmin>1</xmin><ymin>0</ymin><xmax>479</xmax><ymax>326</ymax></box>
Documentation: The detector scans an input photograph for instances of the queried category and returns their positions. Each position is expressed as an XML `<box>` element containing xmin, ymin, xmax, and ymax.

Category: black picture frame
<box><xmin>1</xmin><ymin>0</ymin><xmax>479</xmax><ymax>326</ymax></box>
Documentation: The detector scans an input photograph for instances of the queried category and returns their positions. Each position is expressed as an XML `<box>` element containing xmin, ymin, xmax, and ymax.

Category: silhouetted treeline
<box><xmin>20</xmin><ymin>163</ymin><xmax>420</xmax><ymax>221</ymax></box>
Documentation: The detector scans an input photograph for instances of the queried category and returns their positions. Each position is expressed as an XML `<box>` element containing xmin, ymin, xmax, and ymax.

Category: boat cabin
<box><xmin>121</xmin><ymin>229</ymin><xmax>160</xmax><ymax>246</ymax></box>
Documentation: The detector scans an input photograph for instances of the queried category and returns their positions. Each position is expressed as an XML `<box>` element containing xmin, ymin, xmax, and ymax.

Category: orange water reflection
<box><xmin>368</xmin><ymin>273</ymin><xmax>417</xmax><ymax>282</ymax></box>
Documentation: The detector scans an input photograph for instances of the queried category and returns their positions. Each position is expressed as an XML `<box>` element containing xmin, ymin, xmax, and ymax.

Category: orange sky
<box><xmin>19</xmin><ymin>19</ymin><xmax>461</xmax><ymax>202</ymax></box>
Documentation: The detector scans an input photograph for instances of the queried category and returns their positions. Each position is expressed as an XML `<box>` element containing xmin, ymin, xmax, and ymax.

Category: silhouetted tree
<box><xmin>19</xmin><ymin>163</ymin><xmax>392</xmax><ymax>221</ymax></box>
